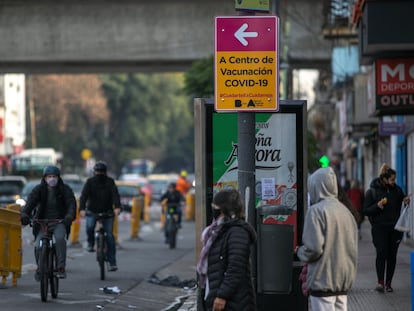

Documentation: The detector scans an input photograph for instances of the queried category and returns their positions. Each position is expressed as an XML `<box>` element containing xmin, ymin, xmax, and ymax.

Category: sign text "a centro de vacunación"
<box><xmin>215</xmin><ymin>16</ymin><xmax>279</xmax><ymax>112</ymax></box>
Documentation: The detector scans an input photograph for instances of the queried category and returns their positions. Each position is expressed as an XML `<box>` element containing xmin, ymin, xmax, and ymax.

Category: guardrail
<box><xmin>0</xmin><ymin>204</ymin><xmax>22</xmax><ymax>286</ymax></box>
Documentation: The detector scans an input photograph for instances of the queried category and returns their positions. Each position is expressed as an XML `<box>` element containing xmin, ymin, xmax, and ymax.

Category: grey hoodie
<box><xmin>297</xmin><ymin>167</ymin><xmax>358</xmax><ymax>296</ymax></box>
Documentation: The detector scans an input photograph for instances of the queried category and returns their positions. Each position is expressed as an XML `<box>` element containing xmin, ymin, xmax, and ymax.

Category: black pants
<box><xmin>371</xmin><ymin>224</ymin><xmax>403</xmax><ymax>285</ymax></box>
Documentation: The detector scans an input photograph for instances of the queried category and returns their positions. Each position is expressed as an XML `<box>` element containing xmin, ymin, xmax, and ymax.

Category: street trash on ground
<box><xmin>147</xmin><ymin>273</ymin><xmax>197</xmax><ymax>288</ymax></box>
<box><xmin>100</xmin><ymin>286</ymin><xmax>121</xmax><ymax>294</ymax></box>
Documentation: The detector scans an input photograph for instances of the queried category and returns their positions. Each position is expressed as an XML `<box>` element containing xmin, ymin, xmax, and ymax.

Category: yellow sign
<box><xmin>216</xmin><ymin>51</ymin><xmax>277</xmax><ymax>111</ymax></box>
<box><xmin>235</xmin><ymin>0</ymin><xmax>270</xmax><ymax>12</ymax></box>
<box><xmin>81</xmin><ymin>148</ymin><xmax>92</xmax><ymax>160</ymax></box>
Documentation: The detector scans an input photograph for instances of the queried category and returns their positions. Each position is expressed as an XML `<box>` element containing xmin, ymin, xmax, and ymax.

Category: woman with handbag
<box><xmin>363</xmin><ymin>163</ymin><xmax>411</xmax><ymax>293</ymax></box>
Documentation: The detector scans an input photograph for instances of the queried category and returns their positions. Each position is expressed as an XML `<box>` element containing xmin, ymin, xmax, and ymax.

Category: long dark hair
<box><xmin>213</xmin><ymin>189</ymin><xmax>244</xmax><ymax>220</ymax></box>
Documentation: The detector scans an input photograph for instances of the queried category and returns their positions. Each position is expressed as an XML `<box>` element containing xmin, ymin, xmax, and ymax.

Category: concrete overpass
<box><xmin>0</xmin><ymin>0</ymin><xmax>330</xmax><ymax>73</ymax></box>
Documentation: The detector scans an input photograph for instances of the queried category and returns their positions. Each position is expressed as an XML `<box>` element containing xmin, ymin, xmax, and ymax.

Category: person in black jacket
<box><xmin>160</xmin><ymin>182</ymin><xmax>185</xmax><ymax>243</ymax></box>
<box><xmin>20</xmin><ymin>165</ymin><xmax>76</xmax><ymax>280</ymax></box>
<box><xmin>363</xmin><ymin>163</ymin><xmax>411</xmax><ymax>293</ymax></box>
<box><xmin>197</xmin><ymin>189</ymin><xmax>257</xmax><ymax>311</ymax></box>
<box><xmin>79</xmin><ymin>161</ymin><xmax>121</xmax><ymax>271</ymax></box>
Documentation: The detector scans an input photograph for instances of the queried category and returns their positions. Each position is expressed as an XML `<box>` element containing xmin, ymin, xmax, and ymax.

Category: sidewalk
<box><xmin>347</xmin><ymin>220</ymin><xmax>412</xmax><ymax>311</ymax></box>
<box><xmin>100</xmin><ymin>218</ymin><xmax>413</xmax><ymax>311</ymax></box>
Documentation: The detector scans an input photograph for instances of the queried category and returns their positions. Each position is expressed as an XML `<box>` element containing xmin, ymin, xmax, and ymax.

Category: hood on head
<box><xmin>308</xmin><ymin>167</ymin><xmax>338</xmax><ymax>205</ymax></box>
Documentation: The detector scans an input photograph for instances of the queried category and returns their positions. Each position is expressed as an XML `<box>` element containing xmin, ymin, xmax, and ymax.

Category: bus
<box><xmin>11</xmin><ymin>148</ymin><xmax>63</xmax><ymax>178</ymax></box>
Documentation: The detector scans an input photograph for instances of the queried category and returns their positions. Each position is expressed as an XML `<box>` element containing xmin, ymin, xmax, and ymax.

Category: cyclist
<box><xmin>20</xmin><ymin>165</ymin><xmax>76</xmax><ymax>280</ymax></box>
<box><xmin>160</xmin><ymin>182</ymin><xmax>185</xmax><ymax>243</ymax></box>
<box><xmin>79</xmin><ymin>161</ymin><xmax>121</xmax><ymax>271</ymax></box>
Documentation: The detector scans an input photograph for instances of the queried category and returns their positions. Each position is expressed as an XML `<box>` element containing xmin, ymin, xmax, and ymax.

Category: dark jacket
<box><xmin>23</xmin><ymin>178</ymin><xmax>76</xmax><ymax>236</ymax></box>
<box><xmin>79</xmin><ymin>174</ymin><xmax>121</xmax><ymax>215</ymax></box>
<box><xmin>362</xmin><ymin>177</ymin><xmax>405</xmax><ymax>226</ymax></box>
<box><xmin>160</xmin><ymin>189</ymin><xmax>184</xmax><ymax>213</ymax></box>
<box><xmin>205</xmin><ymin>219</ymin><xmax>257</xmax><ymax>311</ymax></box>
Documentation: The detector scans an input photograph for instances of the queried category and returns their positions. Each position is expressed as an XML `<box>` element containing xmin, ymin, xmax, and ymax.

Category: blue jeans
<box><xmin>86</xmin><ymin>215</ymin><xmax>117</xmax><ymax>266</ymax></box>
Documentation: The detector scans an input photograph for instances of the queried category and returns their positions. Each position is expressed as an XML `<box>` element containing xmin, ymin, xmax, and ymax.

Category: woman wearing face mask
<box><xmin>363</xmin><ymin>163</ymin><xmax>411</xmax><ymax>293</ymax></box>
<box><xmin>20</xmin><ymin>165</ymin><xmax>76</xmax><ymax>280</ymax></box>
<box><xmin>197</xmin><ymin>189</ymin><xmax>257</xmax><ymax>311</ymax></box>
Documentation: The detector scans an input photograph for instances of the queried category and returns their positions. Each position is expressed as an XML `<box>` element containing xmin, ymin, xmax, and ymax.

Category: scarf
<box><xmin>196</xmin><ymin>217</ymin><xmax>225</xmax><ymax>288</ymax></box>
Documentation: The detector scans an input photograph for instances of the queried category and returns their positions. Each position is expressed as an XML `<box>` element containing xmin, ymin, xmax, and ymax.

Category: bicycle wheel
<box><xmin>168</xmin><ymin>217</ymin><xmax>177</xmax><ymax>249</ymax></box>
<box><xmin>39</xmin><ymin>243</ymin><xmax>49</xmax><ymax>302</ymax></box>
<box><xmin>50</xmin><ymin>246</ymin><xmax>59</xmax><ymax>298</ymax></box>
<box><xmin>96</xmin><ymin>232</ymin><xmax>106</xmax><ymax>280</ymax></box>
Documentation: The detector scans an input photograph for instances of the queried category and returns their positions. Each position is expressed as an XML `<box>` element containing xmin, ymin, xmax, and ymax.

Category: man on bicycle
<box><xmin>79</xmin><ymin>161</ymin><xmax>121</xmax><ymax>271</ymax></box>
<box><xmin>160</xmin><ymin>182</ymin><xmax>185</xmax><ymax>243</ymax></box>
<box><xmin>21</xmin><ymin>165</ymin><xmax>76</xmax><ymax>280</ymax></box>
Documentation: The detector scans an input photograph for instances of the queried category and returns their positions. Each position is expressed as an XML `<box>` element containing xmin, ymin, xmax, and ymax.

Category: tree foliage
<box><xmin>183</xmin><ymin>55</ymin><xmax>214</xmax><ymax>98</ymax></box>
<box><xmin>28</xmin><ymin>73</ymin><xmax>194</xmax><ymax>175</ymax></box>
<box><xmin>30</xmin><ymin>74</ymin><xmax>108</xmax><ymax>171</ymax></box>
<box><xmin>99</xmin><ymin>73</ymin><xmax>193</xmax><ymax>173</ymax></box>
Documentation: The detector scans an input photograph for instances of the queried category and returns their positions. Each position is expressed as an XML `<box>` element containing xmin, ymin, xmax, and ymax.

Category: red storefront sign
<box><xmin>375</xmin><ymin>58</ymin><xmax>414</xmax><ymax>115</ymax></box>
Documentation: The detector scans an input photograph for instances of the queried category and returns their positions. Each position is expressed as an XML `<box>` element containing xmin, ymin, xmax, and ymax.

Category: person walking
<box><xmin>362</xmin><ymin>163</ymin><xmax>411</xmax><ymax>293</ymax></box>
<box><xmin>297</xmin><ymin>167</ymin><xmax>358</xmax><ymax>311</ymax></box>
<box><xmin>79</xmin><ymin>161</ymin><xmax>121</xmax><ymax>271</ymax></box>
<box><xmin>20</xmin><ymin>165</ymin><xmax>76</xmax><ymax>280</ymax></box>
<box><xmin>197</xmin><ymin>189</ymin><xmax>257</xmax><ymax>311</ymax></box>
<box><xmin>347</xmin><ymin>179</ymin><xmax>365</xmax><ymax>237</ymax></box>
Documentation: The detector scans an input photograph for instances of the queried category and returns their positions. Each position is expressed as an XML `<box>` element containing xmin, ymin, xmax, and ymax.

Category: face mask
<box><xmin>46</xmin><ymin>176</ymin><xmax>58</xmax><ymax>187</ymax></box>
<box><xmin>212</xmin><ymin>208</ymin><xmax>222</xmax><ymax>220</ymax></box>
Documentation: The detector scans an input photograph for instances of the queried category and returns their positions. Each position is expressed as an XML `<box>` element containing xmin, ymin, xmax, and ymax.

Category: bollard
<box><xmin>411</xmin><ymin>251</ymin><xmax>414</xmax><ymax>311</ymax></box>
<box><xmin>70</xmin><ymin>199</ymin><xmax>81</xmax><ymax>245</ymax></box>
<box><xmin>144</xmin><ymin>194</ymin><xmax>150</xmax><ymax>223</ymax></box>
<box><xmin>160</xmin><ymin>201</ymin><xmax>167</xmax><ymax>228</ymax></box>
<box><xmin>113</xmin><ymin>212</ymin><xmax>118</xmax><ymax>244</ymax></box>
<box><xmin>185</xmin><ymin>193</ymin><xmax>195</xmax><ymax>221</ymax></box>
<box><xmin>130</xmin><ymin>197</ymin><xmax>142</xmax><ymax>239</ymax></box>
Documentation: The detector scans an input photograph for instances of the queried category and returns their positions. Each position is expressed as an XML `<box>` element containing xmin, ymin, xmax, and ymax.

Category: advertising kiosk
<box><xmin>194</xmin><ymin>99</ymin><xmax>308</xmax><ymax>310</ymax></box>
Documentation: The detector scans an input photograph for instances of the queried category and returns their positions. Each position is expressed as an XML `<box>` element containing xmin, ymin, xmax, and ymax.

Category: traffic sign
<box><xmin>215</xmin><ymin>16</ymin><xmax>279</xmax><ymax>112</ymax></box>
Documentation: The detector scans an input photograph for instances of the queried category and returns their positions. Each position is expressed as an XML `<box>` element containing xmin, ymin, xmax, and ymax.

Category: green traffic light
<box><xmin>319</xmin><ymin>155</ymin><xmax>330</xmax><ymax>168</ymax></box>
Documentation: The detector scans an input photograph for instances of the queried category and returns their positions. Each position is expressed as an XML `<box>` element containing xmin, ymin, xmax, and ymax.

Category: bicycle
<box><xmin>166</xmin><ymin>207</ymin><xmax>180</xmax><ymax>249</ymax></box>
<box><xmin>94</xmin><ymin>212</ymin><xmax>112</xmax><ymax>280</ymax></box>
<box><xmin>33</xmin><ymin>219</ymin><xmax>63</xmax><ymax>302</ymax></box>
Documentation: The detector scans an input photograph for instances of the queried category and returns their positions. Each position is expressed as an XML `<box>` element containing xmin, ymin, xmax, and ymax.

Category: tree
<box><xmin>30</xmin><ymin>74</ymin><xmax>109</xmax><ymax>171</ymax></box>
<box><xmin>183</xmin><ymin>55</ymin><xmax>214</xmax><ymax>98</ymax></box>
<box><xmin>100</xmin><ymin>73</ymin><xmax>193</xmax><ymax>174</ymax></box>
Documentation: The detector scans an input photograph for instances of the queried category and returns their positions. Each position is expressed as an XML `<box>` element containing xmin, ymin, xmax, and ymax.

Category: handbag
<box><xmin>395</xmin><ymin>204</ymin><xmax>410</xmax><ymax>233</ymax></box>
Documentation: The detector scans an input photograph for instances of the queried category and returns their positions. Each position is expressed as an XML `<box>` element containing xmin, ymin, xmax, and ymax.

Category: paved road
<box><xmin>1</xmin><ymin>204</ymin><xmax>196</xmax><ymax>310</ymax></box>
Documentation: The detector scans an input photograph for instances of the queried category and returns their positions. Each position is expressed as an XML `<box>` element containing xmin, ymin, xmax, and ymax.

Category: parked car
<box><xmin>118</xmin><ymin>174</ymin><xmax>153</xmax><ymax>205</ymax></box>
<box><xmin>0</xmin><ymin>175</ymin><xmax>27</xmax><ymax>207</ymax></box>
<box><xmin>61</xmin><ymin>174</ymin><xmax>85</xmax><ymax>198</ymax></box>
<box><xmin>115</xmin><ymin>180</ymin><xmax>144</xmax><ymax>213</ymax></box>
<box><xmin>15</xmin><ymin>179</ymin><xmax>38</xmax><ymax>209</ymax></box>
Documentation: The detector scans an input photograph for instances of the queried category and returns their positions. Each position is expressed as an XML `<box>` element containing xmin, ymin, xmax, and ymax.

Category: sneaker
<box><xmin>57</xmin><ymin>267</ymin><xmax>66</xmax><ymax>279</ymax></box>
<box><xmin>87</xmin><ymin>245</ymin><xmax>94</xmax><ymax>252</ymax></box>
<box><xmin>375</xmin><ymin>283</ymin><xmax>384</xmax><ymax>293</ymax></box>
<box><xmin>385</xmin><ymin>285</ymin><xmax>394</xmax><ymax>293</ymax></box>
<box><xmin>34</xmin><ymin>269</ymin><xmax>40</xmax><ymax>282</ymax></box>
<box><xmin>109</xmin><ymin>265</ymin><xmax>118</xmax><ymax>272</ymax></box>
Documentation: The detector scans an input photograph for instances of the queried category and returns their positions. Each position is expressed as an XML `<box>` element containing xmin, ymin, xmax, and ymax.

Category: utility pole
<box><xmin>28</xmin><ymin>75</ymin><xmax>37</xmax><ymax>148</ymax></box>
